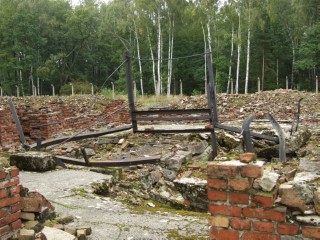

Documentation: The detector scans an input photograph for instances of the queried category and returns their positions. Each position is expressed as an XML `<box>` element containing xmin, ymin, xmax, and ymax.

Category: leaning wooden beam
<box><xmin>54</xmin><ymin>155</ymin><xmax>161</xmax><ymax>167</ymax></box>
<box><xmin>29</xmin><ymin>125</ymin><xmax>133</xmax><ymax>149</ymax></box>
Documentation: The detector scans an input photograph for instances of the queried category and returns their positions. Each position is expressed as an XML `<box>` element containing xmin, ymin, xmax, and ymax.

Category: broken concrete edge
<box><xmin>207</xmin><ymin>156</ymin><xmax>320</xmax><ymax>239</ymax></box>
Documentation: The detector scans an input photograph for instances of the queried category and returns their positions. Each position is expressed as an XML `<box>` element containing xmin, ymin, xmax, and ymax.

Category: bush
<box><xmin>59</xmin><ymin>81</ymin><xmax>94</xmax><ymax>95</ymax></box>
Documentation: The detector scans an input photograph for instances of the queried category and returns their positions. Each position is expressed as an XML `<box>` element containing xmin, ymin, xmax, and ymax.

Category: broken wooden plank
<box><xmin>29</xmin><ymin>125</ymin><xmax>132</xmax><ymax>149</ymax></box>
<box><xmin>134</xmin><ymin>128</ymin><xmax>213</xmax><ymax>134</ymax></box>
<box><xmin>54</xmin><ymin>155</ymin><xmax>161</xmax><ymax>167</ymax></box>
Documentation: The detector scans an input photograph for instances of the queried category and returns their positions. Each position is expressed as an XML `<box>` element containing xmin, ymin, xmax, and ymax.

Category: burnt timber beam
<box><xmin>54</xmin><ymin>155</ymin><xmax>161</xmax><ymax>167</ymax></box>
<box><xmin>8</xmin><ymin>98</ymin><xmax>27</xmax><ymax>148</ymax></box>
<box><xmin>132</xmin><ymin>109</ymin><xmax>211</xmax><ymax>115</ymax></box>
<box><xmin>242</xmin><ymin>115</ymin><xmax>255</xmax><ymax>152</ymax></box>
<box><xmin>215</xmin><ymin>123</ymin><xmax>279</xmax><ymax>143</ymax></box>
<box><xmin>135</xmin><ymin>128</ymin><xmax>214</xmax><ymax>134</ymax></box>
<box><xmin>29</xmin><ymin>125</ymin><xmax>132</xmax><ymax>149</ymax></box>
<box><xmin>134</xmin><ymin>116</ymin><xmax>211</xmax><ymax>121</ymax></box>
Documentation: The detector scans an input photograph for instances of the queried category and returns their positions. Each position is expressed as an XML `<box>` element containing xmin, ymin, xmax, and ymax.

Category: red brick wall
<box><xmin>0</xmin><ymin>98</ymin><xmax>130</xmax><ymax>150</ymax></box>
<box><xmin>207</xmin><ymin>160</ymin><xmax>320</xmax><ymax>240</ymax></box>
<box><xmin>0</xmin><ymin>110</ymin><xmax>20</xmax><ymax>151</ymax></box>
<box><xmin>0</xmin><ymin>167</ymin><xmax>21</xmax><ymax>240</ymax></box>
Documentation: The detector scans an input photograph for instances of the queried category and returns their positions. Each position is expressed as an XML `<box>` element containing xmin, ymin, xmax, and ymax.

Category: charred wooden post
<box><xmin>206</xmin><ymin>52</ymin><xmax>218</xmax><ymax>159</ymax></box>
<box><xmin>8</xmin><ymin>98</ymin><xmax>27</xmax><ymax>147</ymax></box>
<box><xmin>125</xmin><ymin>51</ymin><xmax>137</xmax><ymax>131</ymax></box>
<box><xmin>242</xmin><ymin>115</ymin><xmax>255</xmax><ymax>152</ymax></box>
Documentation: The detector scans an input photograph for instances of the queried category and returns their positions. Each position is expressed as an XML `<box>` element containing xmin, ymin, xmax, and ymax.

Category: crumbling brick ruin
<box><xmin>207</xmin><ymin>159</ymin><xmax>320</xmax><ymax>239</ymax></box>
<box><xmin>0</xmin><ymin>167</ymin><xmax>21</xmax><ymax>239</ymax></box>
<box><xmin>0</xmin><ymin>97</ymin><xmax>130</xmax><ymax>151</ymax></box>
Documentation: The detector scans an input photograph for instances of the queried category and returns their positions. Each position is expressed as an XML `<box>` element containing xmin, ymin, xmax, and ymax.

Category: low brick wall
<box><xmin>207</xmin><ymin>160</ymin><xmax>320</xmax><ymax>240</ymax></box>
<box><xmin>0</xmin><ymin>167</ymin><xmax>21</xmax><ymax>240</ymax></box>
<box><xmin>0</xmin><ymin>97</ymin><xmax>130</xmax><ymax>151</ymax></box>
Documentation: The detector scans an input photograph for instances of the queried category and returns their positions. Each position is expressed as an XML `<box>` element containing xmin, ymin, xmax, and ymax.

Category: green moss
<box><xmin>248</xmin><ymin>189</ymin><xmax>273</xmax><ymax>197</ymax></box>
<box><xmin>71</xmin><ymin>187</ymin><xmax>89</xmax><ymax>197</ymax></box>
<box><xmin>191</xmin><ymin>171</ymin><xmax>207</xmax><ymax>180</ymax></box>
<box><xmin>50</xmin><ymin>200</ymin><xmax>82</xmax><ymax>209</ymax></box>
<box><xmin>167</xmin><ymin>230</ymin><xmax>207</xmax><ymax>240</ymax></box>
<box><xmin>123</xmin><ymin>199</ymin><xmax>208</xmax><ymax>218</ymax></box>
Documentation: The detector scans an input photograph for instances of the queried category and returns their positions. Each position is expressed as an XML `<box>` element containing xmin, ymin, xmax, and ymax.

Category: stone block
<box><xmin>21</xmin><ymin>212</ymin><xmax>36</xmax><ymax>221</ymax></box>
<box><xmin>10</xmin><ymin>152</ymin><xmax>56</xmax><ymax>172</ymax></box>
<box><xmin>18</xmin><ymin>229</ymin><xmax>35</xmax><ymax>240</ymax></box>
<box><xmin>279</xmin><ymin>181</ymin><xmax>313</xmax><ymax>212</ymax></box>
<box><xmin>240</xmin><ymin>152</ymin><xmax>256</xmax><ymax>163</ymax></box>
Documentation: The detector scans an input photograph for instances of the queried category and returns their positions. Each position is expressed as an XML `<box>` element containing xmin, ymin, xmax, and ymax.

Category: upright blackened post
<box><xmin>206</xmin><ymin>52</ymin><xmax>218</xmax><ymax>159</ymax></box>
<box><xmin>207</xmin><ymin>52</ymin><xmax>218</xmax><ymax>124</ymax></box>
<box><xmin>8</xmin><ymin>98</ymin><xmax>26</xmax><ymax>147</ymax></box>
<box><xmin>125</xmin><ymin>51</ymin><xmax>137</xmax><ymax>131</ymax></box>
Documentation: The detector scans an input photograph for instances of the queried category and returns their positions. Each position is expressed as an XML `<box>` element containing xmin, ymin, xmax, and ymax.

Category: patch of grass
<box><xmin>167</xmin><ymin>230</ymin><xmax>207</xmax><ymax>240</ymax></box>
<box><xmin>137</xmin><ymin>95</ymin><xmax>181</xmax><ymax>108</ymax></box>
<box><xmin>50</xmin><ymin>200</ymin><xmax>82</xmax><ymax>209</ymax></box>
<box><xmin>123</xmin><ymin>199</ymin><xmax>208</xmax><ymax>218</ymax></box>
<box><xmin>71</xmin><ymin>187</ymin><xmax>89</xmax><ymax>198</ymax></box>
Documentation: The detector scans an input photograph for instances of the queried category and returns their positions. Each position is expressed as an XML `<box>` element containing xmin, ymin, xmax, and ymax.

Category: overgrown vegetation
<box><xmin>0</xmin><ymin>0</ymin><xmax>318</xmax><ymax>96</ymax></box>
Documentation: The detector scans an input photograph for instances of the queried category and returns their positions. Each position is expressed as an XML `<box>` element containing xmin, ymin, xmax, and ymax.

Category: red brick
<box><xmin>10</xmin><ymin>167</ymin><xmax>19</xmax><ymax>177</ymax></box>
<box><xmin>208</xmin><ymin>216</ymin><xmax>229</xmax><ymax>228</ymax></box>
<box><xmin>11</xmin><ymin>203</ymin><xmax>21</xmax><ymax>213</ymax></box>
<box><xmin>230</xmin><ymin>218</ymin><xmax>251</xmax><ymax>230</ymax></box>
<box><xmin>230</xmin><ymin>192</ymin><xmax>249</xmax><ymax>204</ymax></box>
<box><xmin>242</xmin><ymin>207</ymin><xmax>286</xmax><ymax>222</ymax></box>
<box><xmin>210</xmin><ymin>228</ymin><xmax>239</xmax><ymax>240</ymax></box>
<box><xmin>253</xmin><ymin>221</ymin><xmax>274</xmax><ymax>233</ymax></box>
<box><xmin>240</xmin><ymin>165</ymin><xmax>263</xmax><ymax>178</ymax></box>
<box><xmin>0</xmin><ymin>178</ymin><xmax>19</xmax><ymax>188</ymax></box>
<box><xmin>208</xmin><ymin>163</ymin><xmax>239</xmax><ymax>178</ymax></box>
<box><xmin>0</xmin><ymin>198</ymin><xmax>12</xmax><ymax>208</ymax></box>
<box><xmin>0</xmin><ymin>211</ymin><xmax>20</xmax><ymax>226</ymax></box>
<box><xmin>277</xmin><ymin>223</ymin><xmax>299</xmax><ymax>235</ymax></box>
<box><xmin>208</xmin><ymin>178</ymin><xmax>227</xmax><ymax>189</ymax></box>
<box><xmin>251</xmin><ymin>195</ymin><xmax>274</xmax><ymax>208</ymax></box>
<box><xmin>9</xmin><ymin>185</ymin><xmax>20</xmax><ymax>195</ymax></box>
<box><xmin>241</xmin><ymin>232</ymin><xmax>280</xmax><ymax>240</ymax></box>
<box><xmin>0</xmin><ymin>171</ymin><xmax>7</xmax><ymax>180</ymax></box>
<box><xmin>208</xmin><ymin>190</ymin><xmax>227</xmax><ymax>202</ymax></box>
<box><xmin>0</xmin><ymin>189</ymin><xmax>7</xmax><ymax>199</ymax></box>
<box><xmin>240</xmin><ymin>152</ymin><xmax>256</xmax><ymax>163</ymax></box>
<box><xmin>229</xmin><ymin>178</ymin><xmax>252</xmax><ymax>191</ymax></box>
<box><xmin>302</xmin><ymin>226</ymin><xmax>320</xmax><ymax>239</ymax></box>
<box><xmin>11</xmin><ymin>219</ymin><xmax>21</xmax><ymax>229</ymax></box>
<box><xmin>209</xmin><ymin>204</ymin><xmax>242</xmax><ymax>217</ymax></box>
<box><xmin>0</xmin><ymin>209</ymin><xmax>9</xmax><ymax>218</ymax></box>
<box><xmin>0</xmin><ymin>225</ymin><xmax>10</xmax><ymax>235</ymax></box>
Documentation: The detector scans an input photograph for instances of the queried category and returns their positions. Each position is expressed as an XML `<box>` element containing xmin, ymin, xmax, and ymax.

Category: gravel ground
<box><xmin>20</xmin><ymin>169</ymin><xmax>209</xmax><ymax>240</ymax></box>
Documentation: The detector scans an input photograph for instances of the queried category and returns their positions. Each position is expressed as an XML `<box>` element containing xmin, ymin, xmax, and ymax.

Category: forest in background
<box><xmin>0</xmin><ymin>0</ymin><xmax>319</xmax><ymax>96</ymax></box>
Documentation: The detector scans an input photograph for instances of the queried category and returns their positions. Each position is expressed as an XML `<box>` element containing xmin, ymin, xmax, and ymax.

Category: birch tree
<box><xmin>244</xmin><ymin>0</ymin><xmax>251</xmax><ymax>94</ymax></box>
<box><xmin>133</xmin><ymin>20</ymin><xmax>144</xmax><ymax>96</ymax></box>
<box><xmin>235</xmin><ymin>10</ymin><xmax>241</xmax><ymax>94</ymax></box>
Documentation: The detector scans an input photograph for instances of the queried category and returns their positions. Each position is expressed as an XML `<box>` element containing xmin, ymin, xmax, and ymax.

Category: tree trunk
<box><xmin>207</xmin><ymin>22</ymin><xmax>213</xmax><ymax>66</ymax></box>
<box><xmin>29</xmin><ymin>66</ymin><xmax>34</xmax><ymax>96</ymax></box>
<box><xmin>167</xmin><ymin>17</ymin><xmax>174</xmax><ymax>97</ymax></box>
<box><xmin>291</xmin><ymin>40</ymin><xmax>295</xmax><ymax>89</ymax></box>
<box><xmin>262</xmin><ymin>47</ymin><xmax>265</xmax><ymax>91</ymax></box>
<box><xmin>147</xmin><ymin>27</ymin><xmax>156</xmax><ymax>94</ymax></box>
<box><xmin>227</xmin><ymin>22</ymin><xmax>234</xmax><ymax>94</ymax></box>
<box><xmin>156</xmin><ymin>9</ymin><xmax>161</xmax><ymax>96</ymax></box>
<box><xmin>244</xmin><ymin>1</ymin><xmax>251</xmax><ymax>95</ymax></box>
<box><xmin>276</xmin><ymin>58</ymin><xmax>279</xmax><ymax>88</ymax></box>
<box><xmin>236</xmin><ymin>11</ymin><xmax>241</xmax><ymax>94</ymax></box>
<box><xmin>202</xmin><ymin>24</ymin><xmax>207</xmax><ymax>95</ymax></box>
<box><xmin>134</xmin><ymin>20</ymin><xmax>143</xmax><ymax>96</ymax></box>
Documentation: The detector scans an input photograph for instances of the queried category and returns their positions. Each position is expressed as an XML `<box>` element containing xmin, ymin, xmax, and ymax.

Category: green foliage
<box><xmin>0</xmin><ymin>0</ymin><xmax>318</xmax><ymax>96</ymax></box>
<box><xmin>60</xmin><ymin>81</ymin><xmax>93</xmax><ymax>95</ymax></box>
